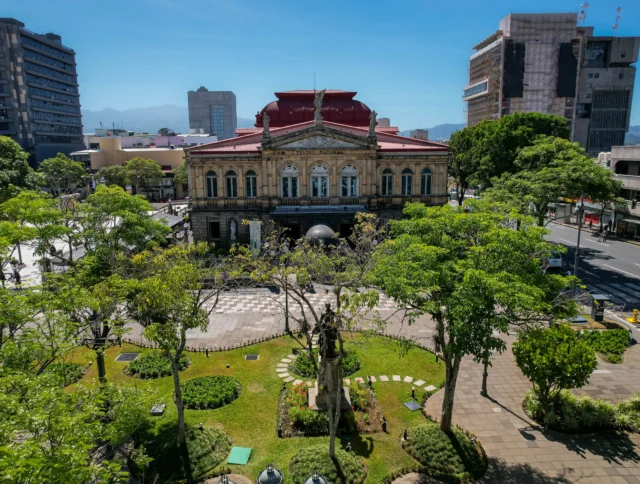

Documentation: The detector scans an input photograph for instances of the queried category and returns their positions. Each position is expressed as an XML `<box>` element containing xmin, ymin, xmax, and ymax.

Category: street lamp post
<box><xmin>571</xmin><ymin>199</ymin><xmax>585</xmax><ymax>297</ymax></box>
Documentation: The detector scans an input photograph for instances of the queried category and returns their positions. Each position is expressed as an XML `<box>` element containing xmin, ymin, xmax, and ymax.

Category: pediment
<box><xmin>277</xmin><ymin>136</ymin><xmax>362</xmax><ymax>150</ymax></box>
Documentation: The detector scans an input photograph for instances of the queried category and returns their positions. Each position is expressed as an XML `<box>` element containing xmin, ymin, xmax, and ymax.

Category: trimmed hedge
<box><xmin>403</xmin><ymin>421</ymin><xmax>486</xmax><ymax>482</ymax></box>
<box><xmin>524</xmin><ymin>389</ymin><xmax>640</xmax><ymax>433</ymax></box>
<box><xmin>47</xmin><ymin>362</ymin><xmax>84</xmax><ymax>387</ymax></box>
<box><xmin>182</xmin><ymin>376</ymin><xmax>241</xmax><ymax>410</ymax></box>
<box><xmin>577</xmin><ymin>329</ymin><xmax>629</xmax><ymax>363</ymax></box>
<box><xmin>289</xmin><ymin>445</ymin><xmax>367</xmax><ymax>484</ymax></box>
<box><xmin>126</xmin><ymin>352</ymin><xmax>190</xmax><ymax>379</ymax></box>
<box><xmin>292</xmin><ymin>350</ymin><xmax>361</xmax><ymax>379</ymax></box>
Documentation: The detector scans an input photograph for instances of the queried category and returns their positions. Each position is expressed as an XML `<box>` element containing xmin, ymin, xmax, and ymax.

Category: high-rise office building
<box><xmin>187</xmin><ymin>87</ymin><xmax>236</xmax><ymax>140</ymax></box>
<box><xmin>0</xmin><ymin>18</ymin><xmax>84</xmax><ymax>165</ymax></box>
<box><xmin>463</xmin><ymin>13</ymin><xmax>640</xmax><ymax>155</ymax></box>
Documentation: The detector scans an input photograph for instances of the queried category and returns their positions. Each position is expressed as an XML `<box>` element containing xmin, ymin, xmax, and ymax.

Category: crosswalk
<box><xmin>585</xmin><ymin>282</ymin><xmax>640</xmax><ymax>308</ymax></box>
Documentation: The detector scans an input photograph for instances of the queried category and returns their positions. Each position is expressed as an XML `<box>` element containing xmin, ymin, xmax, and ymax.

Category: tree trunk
<box><xmin>440</xmin><ymin>356</ymin><xmax>461</xmax><ymax>433</ymax></box>
<box><xmin>67</xmin><ymin>236</ymin><xmax>74</xmax><ymax>263</ymax></box>
<box><xmin>457</xmin><ymin>186</ymin><xmax>466</xmax><ymax>206</ymax></box>
<box><xmin>481</xmin><ymin>359</ymin><xmax>488</xmax><ymax>396</ymax></box>
<box><xmin>172</xmin><ymin>354</ymin><xmax>193</xmax><ymax>483</ymax></box>
<box><xmin>16</xmin><ymin>243</ymin><xmax>22</xmax><ymax>265</ymax></box>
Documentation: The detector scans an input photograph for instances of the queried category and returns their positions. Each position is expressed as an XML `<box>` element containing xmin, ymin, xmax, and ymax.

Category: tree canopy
<box><xmin>448</xmin><ymin>113</ymin><xmax>570</xmax><ymax>201</ymax></box>
<box><xmin>373</xmin><ymin>203</ymin><xmax>577</xmax><ymax>431</ymax></box>
<box><xmin>123</xmin><ymin>157</ymin><xmax>164</xmax><ymax>195</ymax></box>
<box><xmin>484</xmin><ymin>137</ymin><xmax>622</xmax><ymax>226</ymax></box>
<box><xmin>38</xmin><ymin>153</ymin><xmax>86</xmax><ymax>197</ymax></box>
<box><xmin>96</xmin><ymin>165</ymin><xmax>128</xmax><ymax>189</ymax></box>
<box><xmin>173</xmin><ymin>163</ymin><xmax>188</xmax><ymax>186</ymax></box>
<box><xmin>157</xmin><ymin>128</ymin><xmax>176</xmax><ymax>136</ymax></box>
<box><xmin>0</xmin><ymin>136</ymin><xmax>43</xmax><ymax>203</ymax></box>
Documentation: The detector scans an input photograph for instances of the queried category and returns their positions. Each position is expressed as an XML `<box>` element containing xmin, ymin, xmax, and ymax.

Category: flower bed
<box><xmin>290</xmin><ymin>349</ymin><xmax>361</xmax><ymax>379</ymax></box>
<box><xmin>181</xmin><ymin>376</ymin><xmax>241</xmax><ymax>410</ymax></box>
<box><xmin>524</xmin><ymin>389</ymin><xmax>640</xmax><ymax>433</ymax></box>
<box><xmin>277</xmin><ymin>381</ymin><xmax>383</xmax><ymax>437</ymax></box>
<box><xmin>126</xmin><ymin>351</ymin><xmax>190</xmax><ymax>379</ymax></box>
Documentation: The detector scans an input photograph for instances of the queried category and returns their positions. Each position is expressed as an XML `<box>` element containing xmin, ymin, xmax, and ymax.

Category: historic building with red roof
<box><xmin>185</xmin><ymin>90</ymin><xmax>449</xmax><ymax>245</ymax></box>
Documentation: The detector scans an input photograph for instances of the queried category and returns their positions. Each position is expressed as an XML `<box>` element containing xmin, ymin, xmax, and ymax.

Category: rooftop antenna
<box><xmin>578</xmin><ymin>2</ymin><xmax>589</xmax><ymax>25</ymax></box>
<box><xmin>613</xmin><ymin>7</ymin><xmax>622</xmax><ymax>33</ymax></box>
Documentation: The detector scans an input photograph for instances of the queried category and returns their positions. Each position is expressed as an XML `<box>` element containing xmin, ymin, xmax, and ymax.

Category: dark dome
<box><xmin>257</xmin><ymin>465</ymin><xmax>283</xmax><ymax>484</ymax></box>
<box><xmin>255</xmin><ymin>90</ymin><xmax>371</xmax><ymax>128</ymax></box>
<box><xmin>305</xmin><ymin>224</ymin><xmax>336</xmax><ymax>242</ymax></box>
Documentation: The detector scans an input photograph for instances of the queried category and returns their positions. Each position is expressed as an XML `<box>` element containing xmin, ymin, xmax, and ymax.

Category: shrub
<box><xmin>289</xmin><ymin>445</ymin><xmax>367</xmax><ymax>484</ymax></box>
<box><xmin>182</xmin><ymin>376</ymin><xmax>240</xmax><ymax>410</ymax></box>
<box><xmin>348</xmin><ymin>381</ymin><xmax>369</xmax><ymax>411</ymax></box>
<box><xmin>126</xmin><ymin>351</ymin><xmax>190</xmax><ymax>379</ymax></box>
<box><xmin>524</xmin><ymin>389</ymin><xmax>640</xmax><ymax>433</ymax></box>
<box><xmin>286</xmin><ymin>384</ymin><xmax>328</xmax><ymax>434</ymax></box>
<box><xmin>513</xmin><ymin>324</ymin><xmax>596</xmax><ymax>407</ymax></box>
<box><xmin>404</xmin><ymin>421</ymin><xmax>486</xmax><ymax>482</ymax></box>
<box><xmin>577</xmin><ymin>329</ymin><xmax>629</xmax><ymax>363</ymax></box>
<box><xmin>291</xmin><ymin>349</ymin><xmax>361</xmax><ymax>379</ymax></box>
<box><xmin>46</xmin><ymin>362</ymin><xmax>84</xmax><ymax>386</ymax></box>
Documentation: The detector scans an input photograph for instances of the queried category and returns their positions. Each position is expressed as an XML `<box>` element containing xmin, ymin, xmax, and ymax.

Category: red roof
<box><xmin>187</xmin><ymin>120</ymin><xmax>448</xmax><ymax>155</ymax></box>
<box><xmin>236</xmin><ymin>125</ymin><xmax>401</xmax><ymax>136</ymax></box>
<box><xmin>254</xmin><ymin>90</ymin><xmax>372</xmax><ymax>128</ymax></box>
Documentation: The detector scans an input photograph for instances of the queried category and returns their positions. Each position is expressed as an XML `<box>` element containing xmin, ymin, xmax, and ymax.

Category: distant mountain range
<box><xmin>81</xmin><ymin>104</ymin><xmax>254</xmax><ymax>134</ymax></box>
<box><xmin>80</xmin><ymin>105</ymin><xmax>640</xmax><ymax>146</ymax></box>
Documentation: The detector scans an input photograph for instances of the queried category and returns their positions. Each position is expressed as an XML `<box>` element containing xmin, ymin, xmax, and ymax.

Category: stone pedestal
<box><xmin>308</xmin><ymin>383</ymin><xmax>351</xmax><ymax>411</ymax></box>
<box><xmin>308</xmin><ymin>355</ymin><xmax>351</xmax><ymax>411</ymax></box>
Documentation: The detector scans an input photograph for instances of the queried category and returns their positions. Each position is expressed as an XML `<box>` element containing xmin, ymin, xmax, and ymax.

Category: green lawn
<box><xmin>70</xmin><ymin>334</ymin><xmax>445</xmax><ymax>483</ymax></box>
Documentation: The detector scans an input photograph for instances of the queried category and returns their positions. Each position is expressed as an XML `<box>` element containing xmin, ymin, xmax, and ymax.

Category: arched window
<box><xmin>225</xmin><ymin>170</ymin><xmax>237</xmax><ymax>198</ymax></box>
<box><xmin>245</xmin><ymin>170</ymin><xmax>257</xmax><ymax>198</ymax></box>
<box><xmin>310</xmin><ymin>165</ymin><xmax>329</xmax><ymax>198</ymax></box>
<box><xmin>420</xmin><ymin>168</ymin><xmax>432</xmax><ymax>195</ymax></box>
<box><xmin>401</xmin><ymin>168</ymin><xmax>413</xmax><ymax>196</ymax></box>
<box><xmin>381</xmin><ymin>168</ymin><xmax>393</xmax><ymax>196</ymax></box>
<box><xmin>281</xmin><ymin>166</ymin><xmax>299</xmax><ymax>198</ymax></box>
<box><xmin>341</xmin><ymin>165</ymin><xmax>358</xmax><ymax>197</ymax></box>
<box><xmin>205</xmin><ymin>170</ymin><xmax>218</xmax><ymax>198</ymax></box>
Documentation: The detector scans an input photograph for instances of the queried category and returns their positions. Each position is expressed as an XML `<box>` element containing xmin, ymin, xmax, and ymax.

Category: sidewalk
<box><xmin>551</xmin><ymin>220</ymin><xmax>640</xmax><ymax>248</ymax></box>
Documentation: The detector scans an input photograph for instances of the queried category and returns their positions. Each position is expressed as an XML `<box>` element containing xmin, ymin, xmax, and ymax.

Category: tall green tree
<box><xmin>373</xmin><ymin>203</ymin><xmax>576</xmax><ymax>432</ymax></box>
<box><xmin>0</xmin><ymin>136</ymin><xmax>43</xmax><ymax>203</ymax></box>
<box><xmin>96</xmin><ymin>165</ymin><xmax>127</xmax><ymax>189</ymax></box>
<box><xmin>448</xmin><ymin>113</ymin><xmax>570</xmax><ymax>196</ymax></box>
<box><xmin>173</xmin><ymin>163</ymin><xmax>188</xmax><ymax>186</ymax></box>
<box><xmin>38</xmin><ymin>153</ymin><xmax>86</xmax><ymax>197</ymax></box>
<box><xmin>122</xmin><ymin>243</ymin><xmax>238</xmax><ymax>483</ymax></box>
<box><xmin>124</xmin><ymin>157</ymin><xmax>164</xmax><ymax>196</ymax></box>
<box><xmin>157</xmin><ymin>127</ymin><xmax>176</xmax><ymax>137</ymax></box>
<box><xmin>484</xmin><ymin>137</ymin><xmax>622</xmax><ymax>226</ymax></box>
<box><xmin>77</xmin><ymin>185</ymin><xmax>170</xmax><ymax>282</ymax></box>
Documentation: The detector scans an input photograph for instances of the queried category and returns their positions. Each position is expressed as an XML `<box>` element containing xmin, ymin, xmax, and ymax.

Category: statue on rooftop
<box><xmin>313</xmin><ymin>89</ymin><xmax>326</xmax><ymax>124</ymax></box>
<box><xmin>369</xmin><ymin>110</ymin><xmax>377</xmax><ymax>136</ymax></box>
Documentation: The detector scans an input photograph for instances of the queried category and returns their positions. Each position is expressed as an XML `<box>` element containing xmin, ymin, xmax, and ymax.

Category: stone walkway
<box><xmin>417</xmin><ymin>336</ymin><xmax>640</xmax><ymax>483</ymax></box>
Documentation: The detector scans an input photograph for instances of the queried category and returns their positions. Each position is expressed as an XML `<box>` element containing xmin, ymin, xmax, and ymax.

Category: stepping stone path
<box><xmin>275</xmin><ymin>356</ymin><xmax>437</xmax><ymax>395</ymax></box>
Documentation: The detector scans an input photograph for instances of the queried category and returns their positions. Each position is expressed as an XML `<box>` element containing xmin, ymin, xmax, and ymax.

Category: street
<box><xmin>546</xmin><ymin>222</ymin><xmax>640</xmax><ymax>313</ymax></box>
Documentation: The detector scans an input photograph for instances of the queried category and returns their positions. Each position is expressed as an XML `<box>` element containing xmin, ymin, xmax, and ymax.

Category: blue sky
<box><xmin>6</xmin><ymin>0</ymin><xmax>640</xmax><ymax>130</ymax></box>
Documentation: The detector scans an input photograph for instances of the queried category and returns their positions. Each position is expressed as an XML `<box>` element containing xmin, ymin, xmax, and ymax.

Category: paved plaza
<box><xmin>125</xmin><ymin>286</ymin><xmax>640</xmax><ymax>483</ymax></box>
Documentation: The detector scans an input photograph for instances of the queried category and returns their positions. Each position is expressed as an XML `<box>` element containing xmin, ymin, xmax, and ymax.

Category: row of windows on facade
<box><xmin>28</xmin><ymin>87</ymin><xmax>78</xmax><ymax>104</ymax></box>
<box><xmin>22</xmin><ymin>48</ymin><xmax>76</xmax><ymax>73</ymax></box>
<box><xmin>204</xmin><ymin>166</ymin><xmax>433</xmax><ymax>199</ymax></box>
<box><xmin>35</xmin><ymin>135</ymin><xmax>83</xmax><ymax>144</ymax></box>
<box><xmin>21</xmin><ymin>36</ymin><xmax>74</xmax><ymax>62</ymax></box>
<box><xmin>30</xmin><ymin>98</ymin><xmax>80</xmax><ymax>114</ymax></box>
<box><xmin>33</xmin><ymin>123</ymin><xmax>82</xmax><ymax>134</ymax></box>
<box><xmin>31</xmin><ymin>110</ymin><xmax>81</xmax><ymax>125</ymax></box>
<box><xmin>25</xmin><ymin>61</ymin><xmax>76</xmax><ymax>84</ymax></box>
<box><xmin>25</xmin><ymin>73</ymin><xmax>78</xmax><ymax>94</ymax></box>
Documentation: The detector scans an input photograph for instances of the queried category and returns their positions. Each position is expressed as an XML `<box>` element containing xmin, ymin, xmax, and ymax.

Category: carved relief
<box><xmin>279</xmin><ymin>136</ymin><xmax>360</xmax><ymax>149</ymax></box>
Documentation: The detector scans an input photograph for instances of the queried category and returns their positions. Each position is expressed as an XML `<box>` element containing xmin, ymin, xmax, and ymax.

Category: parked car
<box><xmin>542</xmin><ymin>250</ymin><xmax>563</xmax><ymax>270</ymax></box>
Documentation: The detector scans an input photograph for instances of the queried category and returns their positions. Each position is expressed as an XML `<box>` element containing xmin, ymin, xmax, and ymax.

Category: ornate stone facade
<box><xmin>185</xmin><ymin>93</ymin><xmax>449</xmax><ymax>247</ymax></box>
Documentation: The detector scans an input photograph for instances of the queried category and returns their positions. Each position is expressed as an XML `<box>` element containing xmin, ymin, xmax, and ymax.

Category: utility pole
<box><xmin>571</xmin><ymin>198</ymin><xmax>585</xmax><ymax>297</ymax></box>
